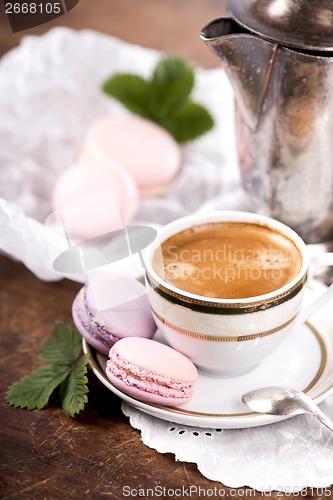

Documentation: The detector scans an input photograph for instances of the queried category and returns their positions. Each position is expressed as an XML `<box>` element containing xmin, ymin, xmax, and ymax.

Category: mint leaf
<box><xmin>150</xmin><ymin>56</ymin><xmax>195</xmax><ymax>116</ymax></box>
<box><xmin>40</xmin><ymin>322</ymin><xmax>82</xmax><ymax>365</ymax></box>
<box><xmin>101</xmin><ymin>55</ymin><xmax>214</xmax><ymax>143</ymax></box>
<box><xmin>102</xmin><ymin>74</ymin><xmax>152</xmax><ymax>119</ymax></box>
<box><xmin>60</xmin><ymin>354</ymin><xmax>89</xmax><ymax>417</ymax></box>
<box><xmin>6</xmin><ymin>323</ymin><xmax>90</xmax><ymax>417</ymax></box>
<box><xmin>6</xmin><ymin>364</ymin><xmax>69</xmax><ymax>410</ymax></box>
<box><xmin>157</xmin><ymin>100</ymin><xmax>214</xmax><ymax>143</ymax></box>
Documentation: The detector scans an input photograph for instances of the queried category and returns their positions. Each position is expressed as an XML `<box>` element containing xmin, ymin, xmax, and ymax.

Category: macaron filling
<box><xmin>107</xmin><ymin>350</ymin><xmax>194</xmax><ymax>400</ymax></box>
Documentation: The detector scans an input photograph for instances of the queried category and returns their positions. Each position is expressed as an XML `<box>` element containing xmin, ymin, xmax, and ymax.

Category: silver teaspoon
<box><xmin>242</xmin><ymin>386</ymin><xmax>333</xmax><ymax>431</ymax></box>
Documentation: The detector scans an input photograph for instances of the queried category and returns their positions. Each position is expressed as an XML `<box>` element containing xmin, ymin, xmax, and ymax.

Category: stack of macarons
<box><xmin>52</xmin><ymin>114</ymin><xmax>182</xmax><ymax>241</ymax></box>
<box><xmin>72</xmin><ymin>271</ymin><xmax>198</xmax><ymax>406</ymax></box>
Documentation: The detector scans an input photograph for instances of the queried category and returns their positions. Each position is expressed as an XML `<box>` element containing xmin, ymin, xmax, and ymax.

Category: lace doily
<box><xmin>122</xmin><ymin>397</ymin><xmax>333</xmax><ymax>491</ymax></box>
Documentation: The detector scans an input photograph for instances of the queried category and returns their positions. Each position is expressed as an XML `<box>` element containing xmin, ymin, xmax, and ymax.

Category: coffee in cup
<box><xmin>152</xmin><ymin>221</ymin><xmax>302</xmax><ymax>300</ymax></box>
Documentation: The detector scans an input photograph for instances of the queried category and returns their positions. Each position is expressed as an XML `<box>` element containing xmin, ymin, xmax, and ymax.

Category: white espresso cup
<box><xmin>143</xmin><ymin>211</ymin><xmax>333</xmax><ymax>376</ymax></box>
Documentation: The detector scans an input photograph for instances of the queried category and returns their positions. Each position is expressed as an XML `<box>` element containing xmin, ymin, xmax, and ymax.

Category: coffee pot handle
<box><xmin>296</xmin><ymin>252</ymin><xmax>333</xmax><ymax>326</ymax></box>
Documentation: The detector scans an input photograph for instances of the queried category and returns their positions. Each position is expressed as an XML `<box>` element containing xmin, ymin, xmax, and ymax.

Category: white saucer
<box><xmin>83</xmin><ymin>280</ymin><xmax>333</xmax><ymax>429</ymax></box>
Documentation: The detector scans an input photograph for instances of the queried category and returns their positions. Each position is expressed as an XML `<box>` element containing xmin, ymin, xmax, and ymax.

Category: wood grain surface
<box><xmin>0</xmin><ymin>1</ymin><xmax>331</xmax><ymax>498</ymax></box>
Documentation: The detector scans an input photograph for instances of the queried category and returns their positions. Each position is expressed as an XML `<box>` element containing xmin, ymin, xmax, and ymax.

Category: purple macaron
<box><xmin>72</xmin><ymin>272</ymin><xmax>156</xmax><ymax>354</ymax></box>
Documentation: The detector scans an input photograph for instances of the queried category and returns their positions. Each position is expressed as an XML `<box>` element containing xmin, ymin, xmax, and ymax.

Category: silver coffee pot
<box><xmin>201</xmin><ymin>0</ymin><xmax>333</xmax><ymax>243</ymax></box>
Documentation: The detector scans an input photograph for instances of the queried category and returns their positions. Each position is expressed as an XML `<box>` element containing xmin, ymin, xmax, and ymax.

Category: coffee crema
<box><xmin>152</xmin><ymin>222</ymin><xmax>303</xmax><ymax>299</ymax></box>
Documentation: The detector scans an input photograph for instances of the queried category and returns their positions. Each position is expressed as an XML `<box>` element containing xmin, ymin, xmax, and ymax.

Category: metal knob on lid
<box><xmin>227</xmin><ymin>0</ymin><xmax>333</xmax><ymax>51</ymax></box>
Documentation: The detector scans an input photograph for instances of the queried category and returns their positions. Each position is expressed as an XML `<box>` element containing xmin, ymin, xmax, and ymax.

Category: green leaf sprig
<box><xmin>102</xmin><ymin>56</ymin><xmax>214</xmax><ymax>143</ymax></box>
<box><xmin>6</xmin><ymin>323</ymin><xmax>89</xmax><ymax>417</ymax></box>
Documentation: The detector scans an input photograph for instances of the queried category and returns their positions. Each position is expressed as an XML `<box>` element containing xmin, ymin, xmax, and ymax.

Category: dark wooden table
<box><xmin>0</xmin><ymin>1</ymin><xmax>331</xmax><ymax>498</ymax></box>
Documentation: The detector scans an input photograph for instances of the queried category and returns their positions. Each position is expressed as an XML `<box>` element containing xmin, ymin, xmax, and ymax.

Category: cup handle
<box><xmin>296</xmin><ymin>252</ymin><xmax>333</xmax><ymax>326</ymax></box>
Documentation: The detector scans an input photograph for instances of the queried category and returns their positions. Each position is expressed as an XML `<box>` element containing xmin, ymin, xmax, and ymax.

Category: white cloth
<box><xmin>0</xmin><ymin>27</ymin><xmax>251</xmax><ymax>280</ymax></box>
<box><xmin>0</xmin><ymin>29</ymin><xmax>332</xmax><ymax>491</ymax></box>
<box><xmin>122</xmin><ymin>398</ymin><xmax>333</xmax><ymax>492</ymax></box>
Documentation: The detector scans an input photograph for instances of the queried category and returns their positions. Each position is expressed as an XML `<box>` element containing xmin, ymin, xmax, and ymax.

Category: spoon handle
<box><xmin>311</xmin><ymin>406</ymin><xmax>333</xmax><ymax>431</ymax></box>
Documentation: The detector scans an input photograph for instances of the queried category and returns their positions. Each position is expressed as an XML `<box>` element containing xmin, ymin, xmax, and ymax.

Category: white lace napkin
<box><xmin>122</xmin><ymin>398</ymin><xmax>333</xmax><ymax>492</ymax></box>
<box><xmin>0</xmin><ymin>28</ymin><xmax>332</xmax><ymax>491</ymax></box>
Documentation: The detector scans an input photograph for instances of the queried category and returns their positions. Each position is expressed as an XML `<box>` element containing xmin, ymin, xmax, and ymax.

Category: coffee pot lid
<box><xmin>227</xmin><ymin>0</ymin><xmax>333</xmax><ymax>51</ymax></box>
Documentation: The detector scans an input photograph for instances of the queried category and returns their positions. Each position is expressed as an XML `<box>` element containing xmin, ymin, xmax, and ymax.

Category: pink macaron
<box><xmin>52</xmin><ymin>158</ymin><xmax>139</xmax><ymax>241</ymax></box>
<box><xmin>72</xmin><ymin>272</ymin><xmax>156</xmax><ymax>355</ymax></box>
<box><xmin>106</xmin><ymin>337</ymin><xmax>198</xmax><ymax>406</ymax></box>
<box><xmin>80</xmin><ymin>115</ymin><xmax>182</xmax><ymax>196</ymax></box>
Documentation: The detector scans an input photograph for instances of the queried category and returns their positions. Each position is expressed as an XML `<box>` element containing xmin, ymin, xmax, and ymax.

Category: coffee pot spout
<box><xmin>201</xmin><ymin>18</ymin><xmax>278</xmax><ymax>129</ymax></box>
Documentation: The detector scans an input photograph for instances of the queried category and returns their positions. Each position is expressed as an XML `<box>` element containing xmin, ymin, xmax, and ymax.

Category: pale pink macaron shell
<box><xmin>52</xmin><ymin>159</ymin><xmax>139</xmax><ymax>241</ymax></box>
<box><xmin>106</xmin><ymin>337</ymin><xmax>198</xmax><ymax>406</ymax></box>
<box><xmin>72</xmin><ymin>273</ymin><xmax>156</xmax><ymax>355</ymax></box>
<box><xmin>85</xmin><ymin>272</ymin><xmax>156</xmax><ymax>341</ymax></box>
<box><xmin>80</xmin><ymin>115</ymin><xmax>182</xmax><ymax>195</ymax></box>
